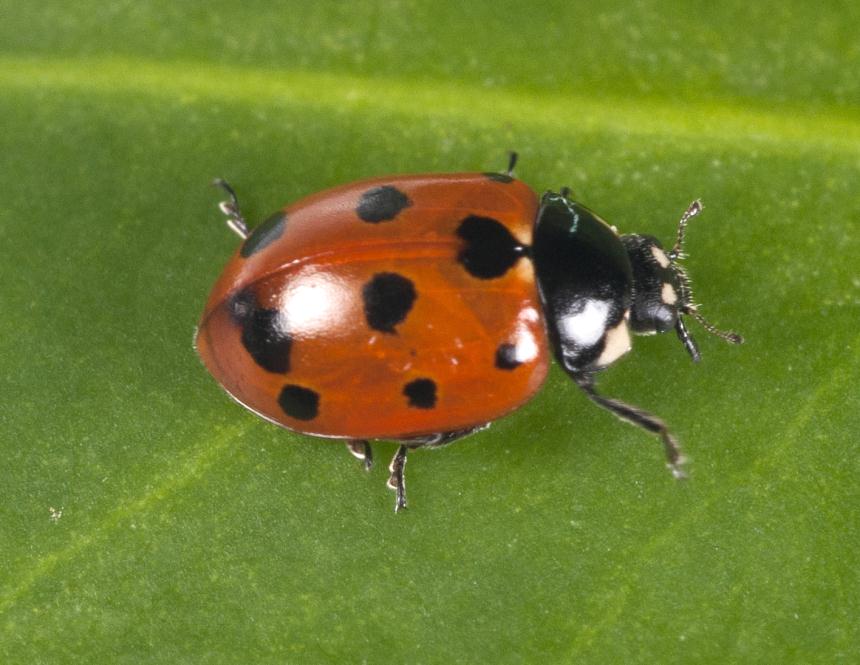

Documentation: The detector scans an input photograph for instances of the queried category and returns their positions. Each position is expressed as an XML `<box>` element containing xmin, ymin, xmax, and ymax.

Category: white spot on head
<box><xmin>661</xmin><ymin>282</ymin><xmax>678</xmax><ymax>305</ymax></box>
<box><xmin>596</xmin><ymin>319</ymin><xmax>631</xmax><ymax>367</ymax></box>
<box><xmin>560</xmin><ymin>299</ymin><xmax>610</xmax><ymax>348</ymax></box>
<box><xmin>651</xmin><ymin>245</ymin><xmax>671</xmax><ymax>268</ymax></box>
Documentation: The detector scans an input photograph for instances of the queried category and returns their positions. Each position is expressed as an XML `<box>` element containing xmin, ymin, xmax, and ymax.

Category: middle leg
<box><xmin>385</xmin><ymin>424</ymin><xmax>490</xmax><ymax>512</ymax></box>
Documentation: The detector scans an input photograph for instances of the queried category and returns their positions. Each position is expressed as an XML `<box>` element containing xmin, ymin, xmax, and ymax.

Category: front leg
<box><xmin>573</xmin><ymin>372</ymin><xmax>687</xmax><ymax>478</ymax></box>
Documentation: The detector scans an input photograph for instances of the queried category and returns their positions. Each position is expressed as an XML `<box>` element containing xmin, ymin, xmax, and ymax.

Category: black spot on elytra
<box><xmin>242</xmin><ymin>309</ymin><xmax>292</xmax><ymax>373</ymax></box>
<box><xmin>278</xmin><ymin>384</ymin><xmax>319</xmax><ymax>421</ymax></box>
<box><xmin>456</xmin><ymin>215</ymin><xmax>526</xmax><ymax>279</ymax></box>
<box><xmin>403</xmin><ymin>378</ymin><xmax>437</xmax><ymax>409</ymax></box>
<box><xmin>495</xmin><ymin>343</ymin><xmax>522</xmax><ymax>370</ymax></box>
<box><xmin>241</xmin><ymin>211</ymin><xmax>287</xmax><ymax>258</ymax></box>
<box><xmin>229</xmin><ymin>289</ymin><xmax>292</xmax><ymax>373</ymax></box>
<box><xmin>356</xmin><ymin>186</ymin><xmax>412</xmax><ymax>223</ymax></box>
<box><xmin>362</xmin><ymin>272</ymin><xmax>417</xmax><ymax>334</ymax></box>
<box><xmin>483</xmin><ymin>172</ymin><xmax>514</xmax><ymax>183</ymax></box>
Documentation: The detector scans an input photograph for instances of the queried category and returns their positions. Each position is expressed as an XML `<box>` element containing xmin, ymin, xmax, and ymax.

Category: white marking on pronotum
<box><xmin>596</xmin><ymin>318</ymin><xmax>632</xmax><ymax>367</ymax></box>
<box><xmin>560</xmin><ymin>300</ymin><xmax>610</xmax><ymax>348</ymax></box>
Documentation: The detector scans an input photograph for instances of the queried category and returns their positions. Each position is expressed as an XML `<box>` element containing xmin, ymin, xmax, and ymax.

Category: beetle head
<box><xmin>621</xmin><ymin>201</ymin><xmax>743</xmax><ymax>362</ymax></box>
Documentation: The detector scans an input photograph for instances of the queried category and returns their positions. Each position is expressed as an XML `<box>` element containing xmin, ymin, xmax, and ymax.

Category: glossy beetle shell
<box><xmin>196</xmin><ymin>173</ymin><xmax>549</xmax><ymax>439</ymax></box>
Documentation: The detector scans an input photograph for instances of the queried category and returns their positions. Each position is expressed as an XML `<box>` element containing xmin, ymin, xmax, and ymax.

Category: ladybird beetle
<box><xmin>195</xmin><ymin>154</ymin><xmax>742</xmax><ymax>511</ymax></box>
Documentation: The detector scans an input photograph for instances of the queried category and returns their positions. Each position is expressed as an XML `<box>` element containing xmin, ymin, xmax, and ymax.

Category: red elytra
<box><xmin>195</xmin><ymin>173</ymin><xmax>549</xmax><ymax>440</ymax></box>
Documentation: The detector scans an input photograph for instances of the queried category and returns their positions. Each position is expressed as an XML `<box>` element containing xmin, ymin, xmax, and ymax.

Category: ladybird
<box><xmin>195</xmin><ymin>154</ymin><xmax>743</xmax><ymax>511</ymax></box>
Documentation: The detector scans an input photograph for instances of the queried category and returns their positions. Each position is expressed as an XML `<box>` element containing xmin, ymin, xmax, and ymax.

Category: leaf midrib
<box><xmin>2</xmin><ymin>55</ymin><xmax>858</xmax><ymax>153</ymax></box>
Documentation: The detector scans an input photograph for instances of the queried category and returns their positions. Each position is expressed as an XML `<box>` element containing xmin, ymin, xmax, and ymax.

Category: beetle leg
<box><xmin>346</xmin><ymin>439</ymin><xmax>373</xmax><ymax>471</ymax></box>
<box><xmin>506</xmin><ymin>151</ymin><xmax>519</xmax><ymax>176</ymax></box>
<box><xmin>402</xmin><ymin>423</ymin><xmax>490</xmax><ymax>449</ymax></box>
<box><xmin>674</xmin><ymin>317</ymin><xmax>701</xmax><ymax>363</ymax></box>
<box><xmin>212</xmin><ymin>178</ymin><xmax>250</xmax><ymax>239</ymax></box>
<box><xmin>573</xmin><ymin>373</ymin><xmax>687</xmax><ymax>479</ymax></box>
<box><xmin>387</xmin><ymin>445</ymin><xmax>408</xmax><ymax>512</ymax></box>
<box><xmin>383</xmin><ymin>426</ymin><xmax>489</xmax><ymax>512</ymax></box>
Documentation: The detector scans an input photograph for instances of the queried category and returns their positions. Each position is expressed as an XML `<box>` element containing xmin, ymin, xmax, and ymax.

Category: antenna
<box><xmin>669</xmin><ymin>200</ymin><xmax>744</xmax><ymax>359</ymax></box>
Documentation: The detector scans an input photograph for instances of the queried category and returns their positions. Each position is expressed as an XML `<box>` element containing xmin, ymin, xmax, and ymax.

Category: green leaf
<box><xmin>1</xmin><ymin>2</ymin><xmax>858</xmax><ymax>663</ymax></box>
